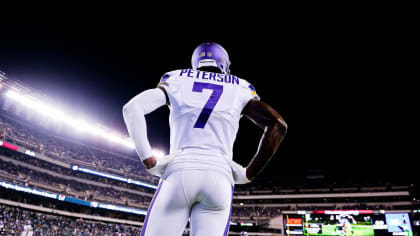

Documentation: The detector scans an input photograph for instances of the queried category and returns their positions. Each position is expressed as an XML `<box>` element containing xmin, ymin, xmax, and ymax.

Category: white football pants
<box><xmin>140</xmin><ymin>169</ymin><xmax>234</xmax><ymax>236</ymax></box>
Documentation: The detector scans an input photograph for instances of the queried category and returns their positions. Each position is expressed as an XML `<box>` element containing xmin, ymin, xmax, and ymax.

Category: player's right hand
<box><xmin>231</xmin><ymin>160</ymin><xmax>251</xmax><ymax>185</ymax></box>
<box><xmin>146</xmin><ymin>154</ymin><xmax>173</xmax><ymax>177</ymax></box>
<box><xmin>145</xmin><ymin>150</ymin><xmax>183</xmax><ymax>177</ymax></box>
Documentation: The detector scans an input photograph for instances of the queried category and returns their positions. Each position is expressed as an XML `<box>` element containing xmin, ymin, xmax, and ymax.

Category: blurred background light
<box><xmin>152</xmin><ymin>149</ymin><xmax>165</xmax><ymax>158</ymax></box>
<box><xmin>4</xmin><ymin>88</ymin><xmax>135</xmax><ymax>149</ymax></box>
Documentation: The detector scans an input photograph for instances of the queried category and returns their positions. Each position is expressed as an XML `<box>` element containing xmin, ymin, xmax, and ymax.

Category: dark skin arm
<box><xmin>241</xmin><ymin>99</ymin><xmax>288</xmax><ymax>181</ymax></box>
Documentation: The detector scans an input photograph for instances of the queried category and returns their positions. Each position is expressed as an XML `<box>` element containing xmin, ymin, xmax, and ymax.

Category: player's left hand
<box><xmin>230</xmin><ymin>160</ymin><xmax>251</xmax><ymax>185</ymax></box>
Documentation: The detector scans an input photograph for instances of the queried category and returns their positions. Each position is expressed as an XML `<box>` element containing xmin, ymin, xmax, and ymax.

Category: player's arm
<box><xmin>242</xmin><ymin>99</ymin><xmax>288</xmax><ymax>181</ymax></box>
<box><xmin>122</xmin><ymin>88</ymin><xmax>167</xmax><ymax>169</ymax></box>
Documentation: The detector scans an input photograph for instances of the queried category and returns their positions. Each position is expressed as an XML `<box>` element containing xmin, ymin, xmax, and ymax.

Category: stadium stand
<box><xmin>0</xmin><ymin>203</ymin><xmax>142</xmax><ymax>235</ymax></box>
<box><xmin>0</xmin><ymin>75</ymin><xmax>418</xmax><ymax>235</ymax></box>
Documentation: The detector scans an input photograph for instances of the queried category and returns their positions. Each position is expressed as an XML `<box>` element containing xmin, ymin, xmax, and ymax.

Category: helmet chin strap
<box><xmin>198</xmin><ymin>59</ymin><xmax>218</xmax><ymax>68</ymax></box>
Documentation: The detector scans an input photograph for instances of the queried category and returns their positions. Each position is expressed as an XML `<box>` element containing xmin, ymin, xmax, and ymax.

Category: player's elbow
<box><xmin>122</xmin><ymin>101</ymin><xmax>138</xmax><ymax>120</ymax></box>
<box><xmin>273</xmin><ymin>118</ymin><xmax>288</xmax><ymax>137</ymax></box>
<box><xmin>122</xmin><ymin>102</ymin><xmax>131</xmax><ymax>118</ymax></box>
<box><xmin>123</xmin><ymin>92</ymin><xmax>152</xmax><ymax>118</ymax></box>
<box><xmin>123</xmin><ymin>100</ymin><xmax>147</xmax><ymax>124</ymax></box>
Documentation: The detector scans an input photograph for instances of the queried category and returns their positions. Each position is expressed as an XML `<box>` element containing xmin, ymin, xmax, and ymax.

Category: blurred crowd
<box><xmin>0</xmin><ymin>204</ymin><xmax>142</xmax><ymax>235</ymax></box>
<box><xmin>0</xmin><ymin>157</ymin><xmax>152</xmax><ymax>207</ymax></box>
<box><xmin>0</xmin><ymin>114</ymin><xmax>158</xmax><ymax>185</ymax></box>
<box><xmin>233</xmin><ymin>206</ymin><xmax>284</xmax><ymax>218</ymax></box>
<box><xmin>1</xmin><ymin>149</ymin><xmax>156</xmax><ymax>194</ymax></box>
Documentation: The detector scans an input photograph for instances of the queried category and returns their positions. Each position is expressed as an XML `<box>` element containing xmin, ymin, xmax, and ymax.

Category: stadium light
<box><xmin>6</xmin><ymin>89</ymin><xmax>65</xmax><ymax>121</ymax></box>
<box><xmin>5</xmin><ymin>89</ymin><xmax>135</xmax><ymax>149</ymax></box>
<box><xmin>152</xmin><ymin>149</ymin><xmax>165</xmax><ymax>158</ymax></box>
<box><xmin>5</xmin><ymin>89</ymin><xmax>20</xmax><ymax>100</ymax></box>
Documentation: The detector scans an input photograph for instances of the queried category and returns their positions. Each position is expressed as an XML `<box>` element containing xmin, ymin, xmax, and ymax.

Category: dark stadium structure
<box><xmin>1</xmin><ymin>73</ymin><xmax>419</xmax><ymax>235</ymax></box>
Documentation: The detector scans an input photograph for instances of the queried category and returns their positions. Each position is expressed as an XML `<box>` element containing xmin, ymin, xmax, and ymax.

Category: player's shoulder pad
<box><xmin>158</xmin><ymin>69</ymin><xmax>182</xmax><ymax>87</ymax></box>
<box><xmin>239</xmin><ymin>77</ymin><xmax>260</xmax><ymax>100</ymax></box>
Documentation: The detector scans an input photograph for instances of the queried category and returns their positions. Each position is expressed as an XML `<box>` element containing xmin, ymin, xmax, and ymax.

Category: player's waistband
<box><xmin>172</xmin><ymin>147</ymin><xmax>231</xmax><ymax>158</ymax></box>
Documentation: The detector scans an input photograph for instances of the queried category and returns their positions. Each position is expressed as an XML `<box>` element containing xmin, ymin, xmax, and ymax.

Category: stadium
<box><xmin>0</xmin><ymin>69</ymin><xmax>418</xmax><ymax>235</ymax></box>
<box><xmin>0</xmin><ymin>18</ymin><xmax>417</xmax><ymax>235</ymax></box>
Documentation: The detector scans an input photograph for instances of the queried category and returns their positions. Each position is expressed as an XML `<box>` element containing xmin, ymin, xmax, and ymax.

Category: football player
<box><xmin>123</xmin><ymin>42</ymin><xmax>287</xmax><ymax>235</ymax></box>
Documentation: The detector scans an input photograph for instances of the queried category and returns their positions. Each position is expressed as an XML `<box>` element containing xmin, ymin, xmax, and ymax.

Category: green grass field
<box><xmin>304</xmin><ymin>224</ymin><xmax>414</xmax><ymax>236</ymax></box>
<box><xmin>305</xmin><ymin>224</ymin><xmax>374</xmax><ymax>235</ymax></box>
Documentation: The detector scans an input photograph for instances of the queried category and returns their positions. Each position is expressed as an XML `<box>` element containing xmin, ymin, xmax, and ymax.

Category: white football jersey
<box><xmin>158</xmin><ymin>69</ymin><xmax>259</xmax><ymax>182</ymax></box>
<box><xmin>159</xmin><ymin>69</ymin><xmax>259</xmax><ymax>155</ymax></box>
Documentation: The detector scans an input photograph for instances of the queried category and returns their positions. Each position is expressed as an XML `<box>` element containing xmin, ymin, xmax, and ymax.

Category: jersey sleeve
<box><xmin>156</xmin><ymin>70</ymin><xmax>182</xmax><ymax>106</ymax></box>
<box><xmin>246</xmin><ymin>82</ymin><xmax>260</xmax><ymax>101</ymax></box>
<box><xmin>238</xmin><ymin>79</ymin><xmax>260</xmax><ymax>113</ymax></box>
<box><xmin>157</xmin><ymin>70</ymin><xmax>180</xmax><ymax>88</ymax></box>
<box><xmin>157</xmin><ymin>70</ymin><xmax>181</xmax><ymax>94</ymax></box>
<box><xmin>241</xmin><ymin>79</ymin><xmax>260</xmax><ymax>101</ymax></box>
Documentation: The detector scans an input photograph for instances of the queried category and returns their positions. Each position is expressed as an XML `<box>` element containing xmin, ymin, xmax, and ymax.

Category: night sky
<box><xmin>0</xmin><ymin>15</ymin><xmax>415</xmax><ymax>185</ymax></box>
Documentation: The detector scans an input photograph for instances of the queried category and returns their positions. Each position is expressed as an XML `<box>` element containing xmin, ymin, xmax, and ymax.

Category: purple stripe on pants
<box><xmin>223</xmin><ymin>185</ymin><xmax>234</xmax><ymax>236</ymax></box>
<box><xmin>141</xmin><ymin>182</ymin><xmax>163</xmax><ymax>236</ymax></box>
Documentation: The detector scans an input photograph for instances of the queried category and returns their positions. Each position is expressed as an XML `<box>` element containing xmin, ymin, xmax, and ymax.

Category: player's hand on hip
<box><xmin>231</xmin><ymin>160</ymin><xmax>251</xmax><ymax>185</ymax></box>
<box><xmin>145</xmin><ymin>154</ymin><xmax>172</xmax><ymax>177</ymax></box>
<box><xmin>142</xmin><ymin>157</ymin><xmax>157</xmax><ymax>169</ymax></box>
<box><xmin>144</xmin><ymin>150</ymin><xmax>182</xmax><ymax>177</ymax></box>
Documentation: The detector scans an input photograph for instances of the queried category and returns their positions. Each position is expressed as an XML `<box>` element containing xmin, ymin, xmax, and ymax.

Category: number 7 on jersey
<box><xmin>192</xmin><ymin>82</ymin><xmax>223</xmax><ymax>128</ymax></box>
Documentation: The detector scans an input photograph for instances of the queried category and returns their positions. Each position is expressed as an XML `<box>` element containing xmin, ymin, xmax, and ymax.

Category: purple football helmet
<box><xmin>191</xmin><ymin>42</ymin><xmax>231</xmax><ymax>74</ymax></box>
